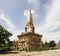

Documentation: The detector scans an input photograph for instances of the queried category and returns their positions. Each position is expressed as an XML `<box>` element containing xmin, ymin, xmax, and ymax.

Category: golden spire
<box><xmin>26</xmin><ymin>10</ymin><xmax>33</xmax><ymax>26</ymax></box>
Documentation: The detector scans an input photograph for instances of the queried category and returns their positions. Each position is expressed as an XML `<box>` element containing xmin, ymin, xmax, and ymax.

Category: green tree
<box><xmin>49</xmin><ymin>40</ymin><xmax>56</xmax><ymax>48</ymax></box>
<box><xmin>0</xmin><ymin>25</ymin><xmax>12</xmax><ymax>50</ymax></box>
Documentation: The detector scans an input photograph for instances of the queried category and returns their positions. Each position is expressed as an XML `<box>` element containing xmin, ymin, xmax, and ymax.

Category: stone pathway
<box><xmin>0</xmin><ymin>49</ymin><xmax>60</xmax><ymax>56</ymax></box>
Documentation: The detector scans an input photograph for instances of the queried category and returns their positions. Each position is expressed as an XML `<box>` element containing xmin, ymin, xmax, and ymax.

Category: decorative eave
<box><xmin>17</xmin><ymin>32</ymin><xmax>42</xmax><ymax>38</ymax></box>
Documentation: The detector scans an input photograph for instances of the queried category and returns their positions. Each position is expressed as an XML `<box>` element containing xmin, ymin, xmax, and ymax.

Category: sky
<box><xmin>0</xmin><ymin>0</ymin><xmax>60</xmax><ymax>43</ymax></box>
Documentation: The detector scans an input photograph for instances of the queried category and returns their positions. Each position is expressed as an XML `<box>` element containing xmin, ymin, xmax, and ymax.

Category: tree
<box><xmin>44</xmin><ymin>41</ymin><xmax>49</xmax><ymax>48</ymax></box>
<box><xmin>0</xmin><ymin>25</ymin><xmax>12</xmax><ymax>50</ymax></box>
<box><xmin>49</xmin><ymin>40</ymin><xmax>56</xmax><ymax>48</ymax></box>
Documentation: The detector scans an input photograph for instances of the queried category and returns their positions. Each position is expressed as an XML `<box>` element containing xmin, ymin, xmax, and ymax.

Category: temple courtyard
<box><xmin>0</xmin><ymin>49</ymin><xmax>60</xmax><ymax>56</ymax></box>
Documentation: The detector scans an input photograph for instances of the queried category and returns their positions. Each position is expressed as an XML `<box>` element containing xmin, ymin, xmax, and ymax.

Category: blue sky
<box><xmin>0</xmin><ymin>0</ymin><xmax>60</xmax><ymax>43</ymax></box>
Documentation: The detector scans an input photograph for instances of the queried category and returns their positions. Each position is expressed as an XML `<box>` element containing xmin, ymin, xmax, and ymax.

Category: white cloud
<box><xmin>0</xmin><ymin>9</ymin><xmax>15</xmax><ymax>30</ymax></box>
<box><xmin>24</xmin><ymin>9</ymin><xmax>39</xmax><ymax>20</ymax></box>
<box><xmin>35</xmin><ymin>14</ymin><xmax>38</xmax><ymax>18</ymax></box>
<box><xmin>27</xmin><ymin>0</ymin><xmax>41</xmax><ymax>20</ymax></box>
<box><xmin>27</xmin><ymin>0</ymin><xmax>39</xmax><ymax>6</ymax></box>
<box><xmin>0</xmin><ymin>9</ymin><xmax>24</xmax><ymax>41</ymax></box>
<box><xmin>42</xmin><ymin>31</ymin><xmax>60</xmax><ymax>43</ymax></box>
<box><xmin>24</xmin><ymin>9</ymin><xmax>35</xmax><ymax>16</ymax></box>
<box><xmin>0</xmin><ymin>9</ymin><xmax>18</xmax><ymax>41</ymax></box>
<box><xmin>9</xmin><ymin>29</ymin><xmax>23</xmax><ymax>41</ymax></box>
<box><xmin>24</xmin><ymin>10</ymin><xmax>28</xmax><ymax>16</ymax></box>
<box><xmin>27</xmin><ymin>0</ymin><xmax>40</xmax><ymax>10</ymax></box>
<box><xmin>36</xmin><ymin>0</ymin><xmax>60</xmax><ymax>42</ymax></box>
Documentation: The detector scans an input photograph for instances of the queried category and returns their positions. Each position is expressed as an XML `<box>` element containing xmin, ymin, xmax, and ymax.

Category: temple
<box><xmin>17</xmin><ymin>10</ymin><xmax>43</xmax><ymax>50</ymax></box>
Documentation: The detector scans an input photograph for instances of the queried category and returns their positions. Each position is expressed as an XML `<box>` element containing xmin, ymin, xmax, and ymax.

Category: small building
<box><xmin>56</xmin><ymin>41</ymin><xmax>60</xmax><ymax>48</ymax></box>
<box><xmin>17</xmin><ymin>10</ymin><xmax>43</xmax><ymax>50</ymax></box>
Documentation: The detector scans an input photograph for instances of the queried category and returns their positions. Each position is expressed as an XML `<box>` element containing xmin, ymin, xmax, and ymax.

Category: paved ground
<box><xmin>0</xmin><ymin>49</ymin><xmax>60</xmax><ymax>56</ymax></box>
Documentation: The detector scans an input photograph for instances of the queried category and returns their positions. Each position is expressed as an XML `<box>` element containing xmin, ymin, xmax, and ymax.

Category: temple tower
<box><xmin>17</xmin><ymin>10</ymin><xmax>43</xmax><ymax>50</ymax></box>
<box><xmin>25</xmin><ymin>10</ymin><xmax>34</xmax><ymax>33</ymax></box>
